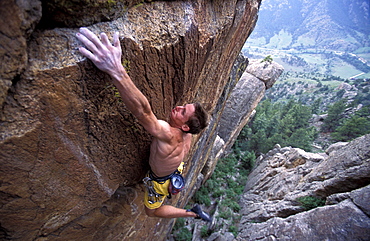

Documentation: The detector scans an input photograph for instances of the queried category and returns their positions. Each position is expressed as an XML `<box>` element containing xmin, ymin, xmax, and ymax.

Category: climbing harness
<box><xmin>143</xmin><ymin>176</ymin><xmax>163</xmax><ymax>204</ymax></box>
<box><xmin>143</xmin><ymin>169</ymin><xmax>185</xmax><ymax>204</ymax></box>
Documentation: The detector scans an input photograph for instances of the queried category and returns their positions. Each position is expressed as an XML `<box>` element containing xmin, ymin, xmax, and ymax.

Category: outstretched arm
<box><xmin>76</xmin><ymin>28</ymin><xmax>170</xmax><ymax>140</ymax></box>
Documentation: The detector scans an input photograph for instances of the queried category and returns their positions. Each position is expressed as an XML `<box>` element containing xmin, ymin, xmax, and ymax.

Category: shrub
<box><xmin>193</xmin><ymin>188</ymin><xmax>211</xmax><ymax>206</ymax></box>
<box><xmin>173</xmin><ymin>218</ymin><xmax>186</xmax><ymax>230</ymax></box>
<box><xmin>261</xmin><ymin>55</ymin><xmax>273</xmax><ymax>63</ymax></box>
<box><xmin>221</xmin><ymin>199</ymin><xmax>241</xmax><ymax>212</ymax></box>
<box><xmin>212</xmin><ymin>189</ymin><xmax>224</xmax><ymax>198</ymax></box>
<box><xmin>174</xmin><ymin>227</ymin><xmax>192</xmax><ymax>241</ymax></box>
<box><xmin>200</xmin><ymin>225</ymin><xmax>211</xmax><ymax>238</ymax></box>
<box><xmin>296</xmin><ymin>196</ymin><xmax>325</xmax><ymax>210</ymax></box>
<box><xmin>218</xmin><ymin>209</ymin><xmax>233</xmax><ymax>219</ymax></box>
<box><xmin>229</xmin><ymin>225</ymin><xmax>238</xmax><ymax>237</ymax></box>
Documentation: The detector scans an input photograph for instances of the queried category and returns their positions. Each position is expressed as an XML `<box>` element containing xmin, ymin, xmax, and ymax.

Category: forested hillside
<box><xmin>242</xmin><ymin>0</ymin><xmax>370</xmax><ymax>152</ymax></box>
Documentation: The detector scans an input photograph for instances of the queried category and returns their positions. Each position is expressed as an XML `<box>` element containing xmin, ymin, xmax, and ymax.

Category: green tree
<box><xmin>281</xmin><ymin>99</ymin><xmax>295</xmax><ymax>117</ymax></box>
<box><xmin>276</xmin><ymin>101</ymin><xmax>314</xmax><ymax>150</ymax></box>
<box><xmin>311</xmin><ymin>97</ymin><xmax>322</xmax><ymax>114</ymax></box>
<box><xmin>245</xmin><ymin>99</ymin><xmax>317</xmax><ymax>153</ymax></box>
<box><xmin>287</xmin><ymin>128</ymin><xmax>316</xmax><ymax>150</ymax></box>
<box><xmin>174</xmin><ymin>228</ymin><xmax>192</xmax><ymax>241</ymax></box>
<box><xmin>357</xmin><ymin>105</ymin><xmax>370</xmax><ymax>118</ymax></box>
<box><xmin>321</xmin><ymin>99</ymin><xmax>347</xmax><ymax>132</ymax></box>
<box><xmin>331</xmin><ymin>116</ymin><xmax>370</xmax><ymax>141</ymax></box>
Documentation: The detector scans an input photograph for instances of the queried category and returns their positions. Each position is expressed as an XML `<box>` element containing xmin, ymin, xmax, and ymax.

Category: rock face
<box><xmin>202</xmin><ymin>58</ymin><xmax>283</xmax><ymax>181</ymax></box>
<box><xmin>0</xmin><ymin>0</ymin><xmax>262</xmax><ymax>240</ymax></box>
<box><xmin>0</xmin><ymin>0</ymin><xmax>42</xmax><ymax>107</ymax></box>
<box><xmin>237</xmin><ymin>134</ymin><xmax>370</xmax><ymax>241</ymax></box>
<box><xmin>169</xmin><ymin>58</ymin><xmax>283</xmax><ymax>241</ymax></box>
<box><xmin>218</xmin><ymin>59</ymin><xmax>283</xmax><ymax>147</ymax></box>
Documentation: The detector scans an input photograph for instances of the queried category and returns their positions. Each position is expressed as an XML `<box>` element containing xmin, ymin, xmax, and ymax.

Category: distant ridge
<box><xmin>248</xmin><ymin>0</ymin><xmax>370</xmax><ymax>52</ymax></box>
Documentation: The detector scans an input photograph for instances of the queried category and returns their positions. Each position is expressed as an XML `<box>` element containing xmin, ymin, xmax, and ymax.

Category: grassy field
<box><xmin>243</xmin><ymin>46</ymin><xmax>369</xmax><ymax>80</ymax></box>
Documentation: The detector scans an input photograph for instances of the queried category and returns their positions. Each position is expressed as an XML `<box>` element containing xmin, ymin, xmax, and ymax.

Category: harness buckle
<box><xmin>143</xmin><ymin>176</ymin><xmax>163</xmax><ymax>204</ymax></box>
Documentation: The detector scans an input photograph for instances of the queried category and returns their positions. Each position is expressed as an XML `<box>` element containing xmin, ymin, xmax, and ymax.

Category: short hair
<box><xmin>185</xmin><ymin>102</ymin><xmax>209</xmax><ymax>134</ymax></box>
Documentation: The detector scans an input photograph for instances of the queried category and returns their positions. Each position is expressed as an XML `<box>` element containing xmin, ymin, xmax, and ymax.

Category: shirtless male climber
<box><xmin>76</xmin><ymin>27</ymin><xmax>211</xmax><ymax>222</ymax></box>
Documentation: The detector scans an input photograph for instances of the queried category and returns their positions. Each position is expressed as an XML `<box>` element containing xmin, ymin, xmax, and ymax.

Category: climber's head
<box><xmin>170</xmin><ymin>102</ymin><xmax>208</xmax><ymax>134</ymax></box>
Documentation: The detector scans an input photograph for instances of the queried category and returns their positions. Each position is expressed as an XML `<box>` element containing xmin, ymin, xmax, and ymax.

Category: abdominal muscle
<box><xmin>149</xmin><ymin>136</ymin><xmax>188</xmax><ymax>177</ymax></box>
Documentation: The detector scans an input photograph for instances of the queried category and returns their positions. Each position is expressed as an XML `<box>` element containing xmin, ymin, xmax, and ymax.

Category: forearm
<box><xmin>111</xmin><ymin>68</ymin><xmax>152</xmax><ymax>119</ymax></box>
<box><xmin>76</xmin><ymin>28</ymin><xmax>154</xmax><ymax>125</ymax></box>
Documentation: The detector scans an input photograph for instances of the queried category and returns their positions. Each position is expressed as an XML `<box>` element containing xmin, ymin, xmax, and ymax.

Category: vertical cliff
<box><xmin>0</xmin><ymin>0</ymin><xmax>261</xmax><ymax>240</ymax></box>
<box><xmin>169</xmin><ymin>57</ymin><xmax>284</xmax><ymax>241</ymax></box>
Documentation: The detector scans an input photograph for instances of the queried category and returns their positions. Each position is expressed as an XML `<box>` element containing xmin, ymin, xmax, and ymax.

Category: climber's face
<box><xmin>170</xmin><ymin>104</ymin><xmax>195</xmax><ymax>130</ymax></box>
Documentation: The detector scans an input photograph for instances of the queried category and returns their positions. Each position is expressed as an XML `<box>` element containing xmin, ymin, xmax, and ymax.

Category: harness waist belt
<box><xmin>149</xmin><ymin>170</ymin><xmax>177</xmax><ymax>183</ymax></box>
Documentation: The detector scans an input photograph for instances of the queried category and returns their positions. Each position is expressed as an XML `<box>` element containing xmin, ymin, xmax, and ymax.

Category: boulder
<box><xmin>237</xmin><ymin>134</ymin><xmax>370</xmax><ymax>240</ymax></box>
<box><xmin>246</xmin><ymin>59</ymin><xmax>284</xmax><ymax>89</ymax></box>
<box><xmin>238</xmin><ymin>197</ymin><xmax>370</xmax><ymax>241</ymax></box>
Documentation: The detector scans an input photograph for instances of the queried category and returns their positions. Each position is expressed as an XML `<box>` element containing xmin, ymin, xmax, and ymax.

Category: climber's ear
<box><xmin>181</xmin><ymin>124</ymin><xmax>190</xmax><ymax>132</ymax></box>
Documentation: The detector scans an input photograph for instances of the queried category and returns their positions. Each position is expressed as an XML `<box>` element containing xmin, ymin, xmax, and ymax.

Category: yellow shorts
<box><xmin>144</xmin><ymin>162</ymin><xmax>184</xmax><ymax>209</ymax></box>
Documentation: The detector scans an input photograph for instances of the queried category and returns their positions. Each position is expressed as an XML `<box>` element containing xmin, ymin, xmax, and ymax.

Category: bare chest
<box><xmin>149</xmin><ymin>138</ymin><xmax>185</xmax><ymax>177</ymax></box>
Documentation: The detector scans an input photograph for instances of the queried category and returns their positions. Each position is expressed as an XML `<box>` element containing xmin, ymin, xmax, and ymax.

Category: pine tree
<box><xmin>321</xmin><ymin>99</ymin><xmax>347</xmax><ymax>132</ymax></box>
<box><xmin>331</xmin><ymin>116</ymin><xmax>370</xmax><ymax>141</ymax></box>
<box><xmin>244</xmin><ymin>99</ymin><xmax>317</xmax><ymax>154</ymax></box>
<box><xmin>311</xmin><ymin>97</ymin><xmax>322</xmax><ymax>114</ymax></box>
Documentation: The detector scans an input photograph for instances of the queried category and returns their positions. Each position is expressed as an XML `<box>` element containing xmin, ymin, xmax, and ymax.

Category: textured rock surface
<box><xmin>170</xmin><ymin>58</ymin><xmax>284</xmax><ymax>241</ymax></box>
<box><xmin>39</xmin><ymin>0</ymin><xmax>144</xmax><ymax>28</ymax></box>
<box><xmin>246</xmin><ymin>59</ymin><xmax>283</xmax><ymax>89</ymax></box>
<box><xmin>218</xmin><ymin>60</ymin><xmax>283</xmax><ymax>149</ymax></box>
<box><xmin>0</xmin><ymin>0</ymin><xmax>261</xmax><ymax>240</ymax></box>
<box><xmin>0</xmin><ymin>0</ymin><xmax>42</xmax><ymax>106</ymax></box>
<box><xmin>237</xmin><ymin>134</ymin><xmax>370</xmax><ymax>241</ymax></box>
<box><xmin>202</xmin><ymin>59</ymin><xmax>283</xmax><ymax>182</ymax></box>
